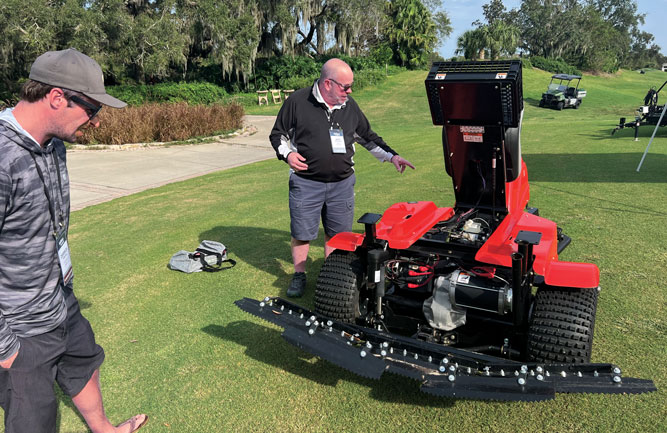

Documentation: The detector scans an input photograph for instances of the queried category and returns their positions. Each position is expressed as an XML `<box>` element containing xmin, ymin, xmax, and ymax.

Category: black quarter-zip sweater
<box><xmin>269</xmin><ymin>84</ymin><xmax>398</xmax><ymax>182</ymax></box>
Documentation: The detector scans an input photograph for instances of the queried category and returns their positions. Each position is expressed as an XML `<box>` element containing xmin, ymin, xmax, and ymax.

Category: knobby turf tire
<box><xmin>528</xmin><ymin>287</ymin><xmax>598</xmax><ymax>363</ymax></box>
<box><xmin>314</xmin><ymin>251</ymin><xmax>365</xmax><ymax>323</ymax></box>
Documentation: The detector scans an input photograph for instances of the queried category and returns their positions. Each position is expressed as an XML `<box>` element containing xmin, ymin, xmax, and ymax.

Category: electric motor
<box><xmin>446</xmin><ymin>269</ymin><xmax>512</xmax><ymax>314</ymax></box>
<box><xmin>424</xmin><ymin>270</ymin><xmax>512</xmax><ymax>332</ymax></box>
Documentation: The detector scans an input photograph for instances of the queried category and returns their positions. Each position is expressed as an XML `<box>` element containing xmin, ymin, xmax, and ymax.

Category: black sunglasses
<box><xmin>328</xmin><ymin>78</ymin><xmax>353</xmax><ymax>91</ymax></box>
<box><xmin>69</xmin><ymin>95</ymin><xmax>103</xmax><ymax>120</ymax></box>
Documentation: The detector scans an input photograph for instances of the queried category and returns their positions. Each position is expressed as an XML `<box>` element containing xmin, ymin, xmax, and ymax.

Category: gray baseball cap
<box><xmin>29</xmin><ymin>48</ymin><xmax>126</xmax><ymax>108</ymax></box>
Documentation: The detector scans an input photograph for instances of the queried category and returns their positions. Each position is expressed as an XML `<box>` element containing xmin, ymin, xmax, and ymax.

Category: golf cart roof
<box><xmin>551</xmin><ymin>74</ymin><xmax>581</xmax><ymax>80</ymax></box>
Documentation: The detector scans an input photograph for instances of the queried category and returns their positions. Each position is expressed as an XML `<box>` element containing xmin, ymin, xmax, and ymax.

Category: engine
<box><xmin>382</xmin><ymin>212</ymin><xmax>513</xmax><ymax>334</ymax></box>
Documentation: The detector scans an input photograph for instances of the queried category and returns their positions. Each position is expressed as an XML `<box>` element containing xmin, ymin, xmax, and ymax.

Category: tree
<box><xmin>386</xmin><ymin>0</ymin><xmax>437</xmax><ymax>68</ymax></box>
<box><xmin>0</xmin><ymin>0</ymin><xmax>58</xmax><ymax>97</ymax></box>
<box><xmin>487</xmin><ymin>20</ymin><xmax>521</xmax><ymax>59</ymax></box>
<box><xmin>519</xmin><ymin>0</ymin><xmax>587</xmax><ymax>59</ymax></box>
<box><xmin>627</xmin><ymin>29</ymin><xmax>663</xmax><ymax>69</ymax></box>
<box><xmin>180</xmin><ymin>0</ymin><xmax>259</xmax><ymax>84</ymax></box>
<box><xmin>518</xmin><ymin>0</ymin><xmax>661</xmax><ymax>72</ymax></box>
<box><xmin>124</xmin><ymin>0</ymin><xmax>189</xmax><ymax>83</ymax></box>
<box><xmin>571</xmin><ymin>7</ymin><xmax>625</xmax><ymax>72</ymax></box>
<box><xmin>459</xmin><ymin>0</ymin><xmax>520</xmax><ymax>60</ymax></box>
<box><xmin>456</xmin><ymin>28</ymin><xmax>488</xmax><ymax>60</ymax></box>
<box><xmin>422</xmin><ymin>0</ymin><xmax>452</xmax><ymax>44</ymax></box>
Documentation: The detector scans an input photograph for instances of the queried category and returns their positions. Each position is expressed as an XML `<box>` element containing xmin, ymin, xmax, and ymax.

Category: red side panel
<box><xmin>375</xmin><ymin>202</ymin><xmax>455</xmax><ymax>249</ymax></box>
<box><xmin>328</xmin><ymin>202</ymin><xmax>454</xmax><ymax>252</ymax></box>
<box><xmin>328</xmin><ymin>232</ymin><xmax>365</xmax><ymax>252</ymax></box>
<box><xmin>476</xmin><ymin>212</ymin><xmax>558</xmax><ymax>270</ymax></box>
<box><xmin>476</xmin><ymin>211</ymin><xmax>599</xmax><ymax>288</ymax></box>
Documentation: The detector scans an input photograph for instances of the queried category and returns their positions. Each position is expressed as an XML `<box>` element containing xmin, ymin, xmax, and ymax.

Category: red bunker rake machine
<box><xmin>236</xmin><ymin>61</ymin><xmax>656</xmax><ymax>401</ymax></box>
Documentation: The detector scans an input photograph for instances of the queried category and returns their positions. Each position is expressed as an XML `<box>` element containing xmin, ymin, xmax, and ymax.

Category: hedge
<box><xmin>106</xmin><ymin>82</ymin><xmax>228</xmax><ymax>106</ymax></box>
<box><xmin>529</xmin><ymin>56</ymin><xmax>582</xmax><ymax>75</ymax></box>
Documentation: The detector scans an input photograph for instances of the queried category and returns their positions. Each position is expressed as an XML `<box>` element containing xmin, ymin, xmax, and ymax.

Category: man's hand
<box><xmin>287</xmin><ymin>152</ymin><xmax>308</xmax><ymax>171</ymax></box>
<box><xmin>391</xmin><ymin>155</ymin><xmax>415</xmax><ymax>174</ymax></box>
<box><xmin>0</xmin><ymin>350</ymin><xmax>18</xmax><ymax>369</ymax></box>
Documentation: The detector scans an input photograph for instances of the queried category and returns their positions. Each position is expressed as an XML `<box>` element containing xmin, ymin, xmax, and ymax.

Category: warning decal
<box><xmin>463</xmin><ymin>134</ymin><xmax>483</xmax><ymax>143</ymax></box>
<box><xmin>460</xmin><ymin>125</ymin><xmax>484</xmax><ymax>143</ymax></box>
<box><xmin>460</xmin><ymin>126</ymin><xmax>485</xmax><ymax>134</ymax></box>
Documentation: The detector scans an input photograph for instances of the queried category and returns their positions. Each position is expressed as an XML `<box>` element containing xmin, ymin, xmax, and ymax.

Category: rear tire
<box><xmin>539</xmin><ymin>99</ymin><xmax>545</xmax><ymax>107</ymax></box>
<box><xmin>528</xmin><ymin>287</ymin><xmax>598</xmax><ymax>363</ymax></box>
<box><xmin>314</xmin><ymin>251</ymin><xmax>366</xmax><ymax>323</ymax></box>
<box><xmin>574</xmin><ymin>101</ymin><xmax>581</xmax><ymax>109</ymax></box>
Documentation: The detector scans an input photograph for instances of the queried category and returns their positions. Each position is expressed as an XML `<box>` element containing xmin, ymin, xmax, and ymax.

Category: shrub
<box><xmin>370</xmin><ymin>44</ymin><xmax>394</xmax><ymax>66</ymax></box>
<box><xmin>253</xmin><ymin>56</ymin><xmax>320</xmax><ymax>89</ymax></box>
<box><xmin>353</xmin><ymin>69</ymin><xmax>388</xmax><ymax>89</ymax></box>
<box><xmin>148</xmin><ymin>82</ymin><xmax>228</xmax><ymax>104</ymax></box>
<box><xmin>106</xmin><ymin>85</ymin><xmax>149</xmax><ymax>106</ymax></box>
<box><xmin>385</xmin><ymin>65</ymin><xmax>403</xmax><ymax>75</ymax></box>
<box><xmin>279</xmin><ymin>75</ymin><xmax>317</xmax><ymax>91</ymax></box>
<box><xmin>106</xmin><ymin>82</ymin><xmax>228</xmax><ymax>106</ymax></box>
<box><xmin>251</xmin><ymin>54</ymin><xmax>396</xmax><ymax>92</ymax></box>
<box><xmin>529</xmin><ymin>56</ymin><xmax>581</xmax><ymax>75</ymax></box>
<box><xmin>79</xmin><ymin>102</ymin><xmax>244</xmax><ymax>145</ymax></box>
<box><xmin>521</xmin><ymin>57</ymin><xmax>532</xmax><ymax>69</ymax></box>
<box><xmin>318</xmin><ymin>54</ymin><xmax>380</xmax><ymax>71</ymax></box>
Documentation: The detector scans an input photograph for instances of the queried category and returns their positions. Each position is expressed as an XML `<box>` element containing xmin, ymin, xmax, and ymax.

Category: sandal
<box><xmin>116</xmin><ymin>414</ymin><xmax>148</xmax><ymax>433</ymax></box>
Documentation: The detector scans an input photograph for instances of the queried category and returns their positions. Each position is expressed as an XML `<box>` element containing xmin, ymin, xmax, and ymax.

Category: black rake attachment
<box><xmin>235</xmin><ymin>297</ymin><xmax>656</xmax><ymax>402</ymax></box>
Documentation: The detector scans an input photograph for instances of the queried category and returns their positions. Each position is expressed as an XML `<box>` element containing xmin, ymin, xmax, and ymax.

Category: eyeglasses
<box><xmin>69</xmin><ymin>95</ymin><xmax>103</xmax><ymax>120</ymax></box>
<box><xmin>328</xmin><ymin>78</ymin><xmax>353</xmax><ymax>91</ymax></box>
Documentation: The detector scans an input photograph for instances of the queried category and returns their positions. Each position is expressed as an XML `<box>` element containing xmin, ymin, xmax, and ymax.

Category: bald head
<box><xmin>320</xmin><ymin>58</ymin><xmax>353</xmax><ymax>81</ymax></box>
<box><xmin>318</xmin><ymin>58</ymin><xmax>354</xmax><ymax>107</ymax></box>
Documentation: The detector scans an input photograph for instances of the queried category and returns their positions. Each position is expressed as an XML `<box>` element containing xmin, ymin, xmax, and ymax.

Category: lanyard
<box><xmin>29</xmin><ymin>150</ymin><xmax>64</xmax><ymax>235</ymax></box>
<box><xmin>324</xmin><ymin>107</ymin><xmax>338</xmax><ymax>128</ymax></box>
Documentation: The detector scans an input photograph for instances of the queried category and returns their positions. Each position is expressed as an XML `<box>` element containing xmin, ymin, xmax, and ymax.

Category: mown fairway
<box><xmin>21</xmin><ymin>67</ymin><xmax>667</xmax><ymax>432</ymax></box>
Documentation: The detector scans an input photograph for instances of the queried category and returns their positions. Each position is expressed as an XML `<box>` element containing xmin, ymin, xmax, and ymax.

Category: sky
<box><xmin>438</xmin><ymin>0</ymin><xmax>667</xmax><ymax>58</ymax></box>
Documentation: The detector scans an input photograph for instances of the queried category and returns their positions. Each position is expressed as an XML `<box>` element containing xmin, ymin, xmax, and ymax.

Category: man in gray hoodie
<box><xmin>0</xmin><ymin>49</ymin><xmax>147</xmax><ymax>433</ymax></box>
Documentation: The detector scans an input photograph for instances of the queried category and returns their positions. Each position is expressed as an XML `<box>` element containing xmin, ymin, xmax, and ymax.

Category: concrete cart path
<box><xmin>68</xmin><ymin>115</ymin><xmax>276</xmax><ymax>211</ymax></box>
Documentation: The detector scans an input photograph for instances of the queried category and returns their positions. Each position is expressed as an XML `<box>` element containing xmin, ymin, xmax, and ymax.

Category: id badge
<box><xmin>329</xmin><ymin>128</ymin><xmax>346</xmax><ymax>154</ymax></box>
<box><xmin>55</xmin><ymin>229</ymin><xmax>73</xmax><ymax>286</ymax></box>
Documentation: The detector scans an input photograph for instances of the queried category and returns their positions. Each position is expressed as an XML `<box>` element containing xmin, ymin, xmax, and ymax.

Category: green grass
<box><xmin>14</xmin><ymin>67</ymin><xmax>667</xmax><ymax>432</ymax></box>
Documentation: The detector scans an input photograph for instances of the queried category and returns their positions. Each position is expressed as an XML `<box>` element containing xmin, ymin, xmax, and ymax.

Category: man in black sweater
<box><xmin>269</xmin><ymin>58</ymin><xmax>414</xmax><ymax>297</ymax></box>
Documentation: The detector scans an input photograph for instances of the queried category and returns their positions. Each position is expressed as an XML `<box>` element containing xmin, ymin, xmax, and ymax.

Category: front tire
<box><xmin>528</xmin><ymin>287</ymin><xmax>598</xmax><ymax>363</ymax></box>
<box><xmin>314</xmin><ymin>251</ymin><xmax>366</xmax><ymax>323</ymax></box>
<box><xmin>557</xmin><ymin>101</ymin><xmax>564</xmax><ymax>110</ymax></box>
